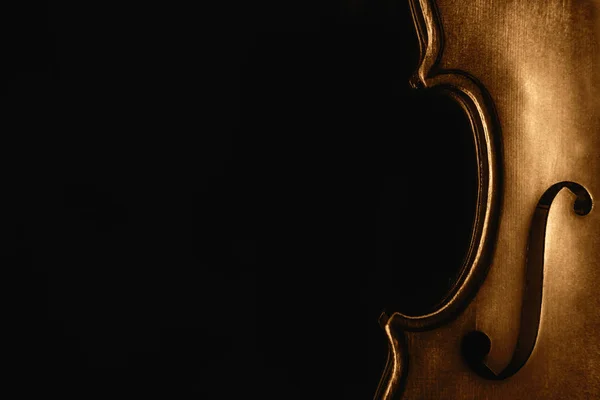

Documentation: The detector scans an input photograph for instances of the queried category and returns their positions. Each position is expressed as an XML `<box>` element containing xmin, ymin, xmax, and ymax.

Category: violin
<box><xmin>374</xmin><ymin>0</ymin><xmax>600</xmax><ymax>398</ymax></box>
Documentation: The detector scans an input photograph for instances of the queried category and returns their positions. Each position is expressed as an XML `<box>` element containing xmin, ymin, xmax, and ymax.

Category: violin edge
<box><xmin>390</xmin><ymin>0</ymin><xmax>503</xmax><ymax>332</ymax></box>
<box><xmin>374</xmin><ymin>1</ymin><xmax>504</xmax><ymax>397</ymax></box>
<box><xmin>373</xmin><ymin>312</ymin><xmax>409</xmax><ymax>400</ymax></box>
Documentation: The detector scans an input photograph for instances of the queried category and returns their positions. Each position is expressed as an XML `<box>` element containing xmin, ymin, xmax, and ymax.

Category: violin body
<box><xmin>375</xmin><ymin>1</ymin><xmax>600</xmax><ymax>398</ymax></box>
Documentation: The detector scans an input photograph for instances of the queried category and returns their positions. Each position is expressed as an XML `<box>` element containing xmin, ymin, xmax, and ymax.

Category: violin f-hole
<box><xmin>462</xmin><ymin>181</ymin><xmax>593</xmax><ymax>380</ymax></box>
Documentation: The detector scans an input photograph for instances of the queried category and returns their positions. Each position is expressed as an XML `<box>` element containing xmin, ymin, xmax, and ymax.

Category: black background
<box><xmin>11</xmin><ymin>0</ymin><xmax>478</xmax><ymax>398</ymax></box>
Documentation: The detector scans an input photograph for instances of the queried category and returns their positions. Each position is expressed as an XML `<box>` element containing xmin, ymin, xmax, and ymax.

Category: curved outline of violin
<box><xmin>373</xmin><ymin>1</ymin><xmax>595</xmax><ymax>398</ymax></box>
